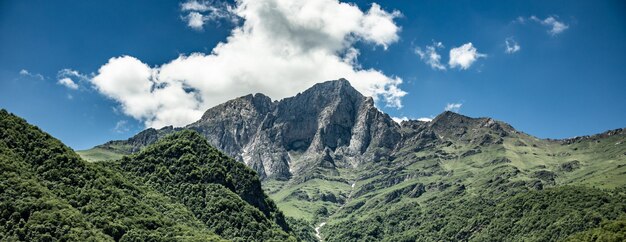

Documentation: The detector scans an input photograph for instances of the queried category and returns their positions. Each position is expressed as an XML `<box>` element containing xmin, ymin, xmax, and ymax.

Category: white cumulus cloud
<box><xmin>184</xmin><ymin>12</ymin><xmax>206</xmax><ymax>30</ymax></box>
<box><xmin>90</xmin><ymin>0</ymin><xmax>405</xmax><ymax>129</ymax></box>
<box><xmin>415</xmin><ymin>41</ymin><xmax>446</xmax><ymax>70</ymax></box>
<box><xmin>505</xmin><ymin>37</ymin><xmax>520</xmax><ymax>54</ymax></box>
<box><xmin>448</xmin><ymin>42</ymin><xmax>486</xmax><ymax>70</ymax></box>
<box><xmin>58</xmin><ymin>77</ymin><xmax>79</xmax><ymax>90</ymax></box>
<box><xmin>444</xmin><ymin>103</ymin><xmax>462</xmax><ymax>112</ymax></box>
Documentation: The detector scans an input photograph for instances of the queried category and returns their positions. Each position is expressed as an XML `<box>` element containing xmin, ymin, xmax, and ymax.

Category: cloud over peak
<box><xmin>444</xmin><ymin>103</ymin><xmax>462</xmax><ymax>112</ymax></box>
<box><xmin>91</xmin><ymin>0</ymin><xmax>406</xmax><ymax>128</ymax></box>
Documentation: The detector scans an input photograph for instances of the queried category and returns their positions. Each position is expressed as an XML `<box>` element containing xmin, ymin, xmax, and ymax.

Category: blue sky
<box><xmin>1</xmin><ymin>0</ymin><xmax>625</xmax><ymax>150</ymax></box>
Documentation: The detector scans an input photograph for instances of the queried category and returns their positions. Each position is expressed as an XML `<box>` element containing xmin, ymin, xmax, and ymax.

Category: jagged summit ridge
<box><xmin>187</xmin><ymin>79</ymin><xmax>400</xmax><ymax>179</ymax></box>
<box><xmin>92</xmin><ymin>79</ymin><xmax>533</xmax><ymax>181</ymax></box>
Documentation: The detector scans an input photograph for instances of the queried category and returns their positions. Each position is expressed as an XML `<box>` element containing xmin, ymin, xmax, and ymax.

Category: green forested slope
<box><xmin>323</xmin><ymin>186</ymin><xmax>626</xmax><ymax>241</ymax></box>
<box><xmin>0</xmin><ymin>110</ymin><xmax>222</xmax><ymax>241</ymax></box>
<box><xmin>114</xmin><ymin>130</ymin><xmax>295</xmax><ymax>241</ymax></box>
<box><xmin>0</xmin><ymin>110</ymin><xmax>296</xmax><ymax>241</ymax></box>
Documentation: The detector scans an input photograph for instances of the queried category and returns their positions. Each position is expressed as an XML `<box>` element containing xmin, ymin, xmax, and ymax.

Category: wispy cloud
<box><xmin>505</xmin><ymin>37</ymin><xmax>520</xmax><ymax>54</ymax></box>
<box><xmin>531</xmin><ymin>16</ymin><xmax>569</xmax><ymax>36</ymax></box>
<box><xmin>518</xmin><ymin>15</ymin><xmax>569</xmax><ymax>36</ymax></box>
<box><xmin>180</xmin><ymin>0</ymin><xmax>237</xmax><ymax>31</ymax></box>
<box><xmin>113</xmin><ymin>120</ymin><xmax>130</xmax><ymax>133</ymax></box>
<box><xmin>181</xmin><ymin>0</ymin><xmax>213</xmax><ymax>11</ymax></box>
<box><xmin>415</xmin><ymin>41</ymin><xmax>446</xmax><ymax>70</ymax></box>
<box><xmin>19</xmin><ymin>69</ymin><xmax>44</xmax><ymax>80</ymax></box>
<box><xmin>58</xmin><ymin>77</ymin><xmax>79</xmax><ymax>90</ymax></box>
<box><xmin>56</xmin><ymin>69</ymin><xmax>89</xmax><ymax>90</ymax></box>
<box><xmin>444</xmin><ymin>103</ymin><xmax>462</xmax><ymax>112</ymax></box>
<box><xmin>448</xmin><ymin>43</ymin><xmax>486</xmax><ymax>70</ymax></box>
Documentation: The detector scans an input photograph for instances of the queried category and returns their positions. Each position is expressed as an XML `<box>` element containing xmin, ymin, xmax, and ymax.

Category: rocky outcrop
<box><xmin>557</xmin><ymin>128</ymin><xmax>625</xmax><ymax>145</ymax></box>
<box><xmin>95</xmin><ymin>79</ymin><xmax>534</xmax><ymax>181</ymax></box>
<box><xmin>185</xmin><ymin>79</ymin><xmax>401</xmax><ymax>180</ymax></box>
<box><xmin>429</xmin><ymin>111</ymin><xmax>514</xmax><ymax>145</ymax></box>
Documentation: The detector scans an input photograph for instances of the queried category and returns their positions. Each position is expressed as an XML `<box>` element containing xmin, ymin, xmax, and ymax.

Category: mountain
<box><xmin>187</xmin><ymin>78</ymin><xmax>401</xmax><ymax>181</ymax></box>
<box><xmin>0</xmin><ymin>109</ymin><xmax>297</xmax><ymax>241</ymax></box>
<box><xmin>84</xmin><ymin>79</ymin><xmax>401</xmax><ymax>181</ymax></box>
<box><xmin>80</xmin><ymin>79</ymin><xmax>626</xmax><ymax>241</ymax></box>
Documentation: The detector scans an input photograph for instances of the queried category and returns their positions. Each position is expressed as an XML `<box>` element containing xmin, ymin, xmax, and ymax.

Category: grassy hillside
<box><xmin>76</xmin><ymin>147</ymin><xmax>127</xmax><ymax>162</ymax></box>
<box><xmin>78</xmin><ymin>127</ymin><xmax>178</xmax><ymax>162</ymax></box>
<box><xmin>266</xmin><ymin>119</ymin><xmax>626</xmax><ymax>241</ymax></box>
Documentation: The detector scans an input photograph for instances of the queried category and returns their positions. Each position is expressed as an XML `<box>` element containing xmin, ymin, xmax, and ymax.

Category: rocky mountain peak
<box><xmin>430</xmin><ymin>111</ymin><xmax>471</xmax><ymax>126</ymax></box>
<box><xmin>306</xmin><ymin>78</ymin><xmax>357</xmax><ymax>95</ymax></box>
<box><xmin>284</xmin><ymin>79</ymin><xmax>363</xmax><ymax>110</ymax></box>
<box><xmin>428</xmin><ymin>111</ymin><xmax>515</xmax><ymax>146</ymax></box>
<box><xmin>94</xmin><ymin>79</ymin><xmax>524</xmax><ymax>181</ymax></box>
<box><xmin>183</xmin><ymin>79</ymin><xmax>401</xmax><ymax>179</ymax></box>
<box><xmin>197</xmin><ymin>93</ymin><xmax>274</xmax><ymax>122</ymax></box>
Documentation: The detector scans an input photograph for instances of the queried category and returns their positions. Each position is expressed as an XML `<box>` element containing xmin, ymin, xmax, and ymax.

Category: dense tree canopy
<box><xmin>117</xmin><ymin>130</ymin><xmax>294</xmax><ymax>241</ymax></box>
<box><xmin>0</xmin><ymin>110</ymin><xmax>296</xmax><ymax>241</ymax></box>
<box><xmin>323</xmin><ymin>186</ymin><xmax>626</xmax><ymax>242</ymax></box>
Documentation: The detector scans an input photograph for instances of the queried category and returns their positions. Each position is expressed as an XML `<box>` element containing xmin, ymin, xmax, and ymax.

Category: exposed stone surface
<box><xmin>95</xmin><ymin>79</ymin><xmax>552</xmax><ymax>181</ymax></box>
<box><xmin>557</xmin><ymin>128</ymin><xmax>626</xmax><ymax>145</ymax></box>
<box><xmin>178</xmin><ymin>79</ymin><xmax>401</xmax><ymax>179</ymax></box>
<box><xmin>429</xmin><ymin>111</ymin><xmax>513</xmax><ymax>145</ymax></box>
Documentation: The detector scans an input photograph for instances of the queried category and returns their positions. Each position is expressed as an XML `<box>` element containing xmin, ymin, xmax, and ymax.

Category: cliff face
<box><xmin>187</xmin><ymin>79</ymin><xmax>401</xmax><ymax>179</ymax></box>
<box><xmin>90</xmin><ymin>78</ymin><xmax>539</xmax><ymax>181</ymax></box>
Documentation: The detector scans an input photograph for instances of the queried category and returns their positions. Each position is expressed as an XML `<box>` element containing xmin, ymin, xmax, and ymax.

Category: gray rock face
<box><xmin>98</xmin><ymin>79</ymin><xmax>528</xmax><ymax>181</ymax></box>
<box><xmin>187</xmin><ymin>79</ymin><xmax>401</xmax><ymax>179</ymax></box>
<box><xmin>429</xmin><ymin>111</ymin><xmax>513</xmax><ymax>144</ymax></box>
